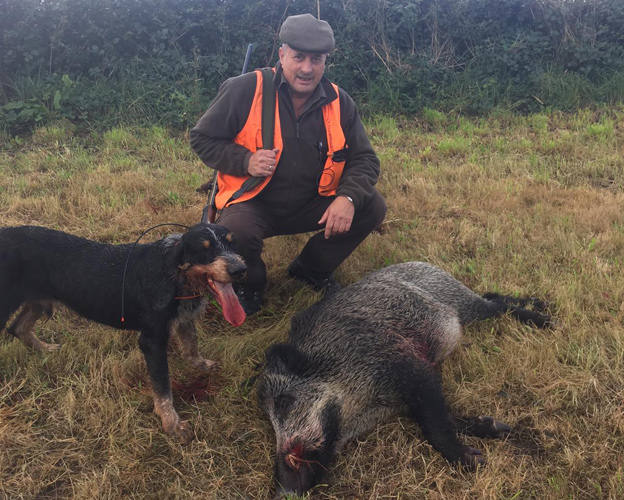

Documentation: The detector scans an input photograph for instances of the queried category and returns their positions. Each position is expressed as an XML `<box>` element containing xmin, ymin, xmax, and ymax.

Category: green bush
<box><xmin>1</xmin><ymin>0</ymin><xmax>623</xmax><ymax>134</ymax></box>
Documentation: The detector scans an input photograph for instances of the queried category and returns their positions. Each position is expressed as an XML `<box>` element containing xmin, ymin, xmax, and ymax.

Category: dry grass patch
<box><xmin>1</xmin><ymin>109</ymin><xmax>624</xmax><ymax>498</ymax></box>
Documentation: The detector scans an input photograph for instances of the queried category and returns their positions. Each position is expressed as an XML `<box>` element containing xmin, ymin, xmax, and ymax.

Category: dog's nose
<box><xmin>227</xmin><ymin>260</ymin><xmax>247</xmax><ymax>281</ymax></box>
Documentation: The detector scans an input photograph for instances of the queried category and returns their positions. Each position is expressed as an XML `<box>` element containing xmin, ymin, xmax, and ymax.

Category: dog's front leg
<box><xmin>173</xmin><ymin>318</ymin><xmax>217</xmax><ymax>372</ymax></box>
<box><xmin>138</xmin><ymin>329</ymin><xmax>192</xmax><ymax>443</ymax></box>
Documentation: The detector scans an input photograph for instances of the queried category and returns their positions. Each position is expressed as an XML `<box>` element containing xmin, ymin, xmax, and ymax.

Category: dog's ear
<box><xmin>165</xmin><ymin>235</ymin><xmax>187</xmax><ymax>267</ymax></box>
<box><xmin>264</xmin><ymin>343</ymin><xmax>309</xmax><ymax>376</ymax></box>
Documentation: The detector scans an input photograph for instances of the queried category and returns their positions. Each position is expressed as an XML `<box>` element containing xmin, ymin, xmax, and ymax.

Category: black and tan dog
<box><xmin>0</xmin><ymin>223</ymin><xmax>246</xmax><ymax>441</ymax></box>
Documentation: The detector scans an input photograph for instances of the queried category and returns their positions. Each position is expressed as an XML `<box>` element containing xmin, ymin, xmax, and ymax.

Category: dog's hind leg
<box><xmin>171</xmin><ymin>318</ymin><xmax>217</xmax><ymax>372</ymax></box>
<box><xmin>1</xmin><ymin>294</ymin><xmax>23</xmax><ymax>333</ymax></box>
<box><xmin>7</xmin><ymin>301</ymin><xmax>60</xmax><ymax>351</ymax></box>
<box><xmin>139</xmin><ymin>328</ymin><xmax>192</xmax><ymax>443</ymax></box>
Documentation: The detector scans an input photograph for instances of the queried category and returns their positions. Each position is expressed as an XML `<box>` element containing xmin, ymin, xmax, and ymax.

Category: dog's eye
<box><xmin>202</xmin><ymin>240</ymin><xmax>211</xmax><ymax>249</ymax></box>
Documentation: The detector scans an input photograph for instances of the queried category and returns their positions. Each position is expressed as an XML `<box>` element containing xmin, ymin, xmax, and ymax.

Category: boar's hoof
<box><xmin>475</xmin><ymin>416</ymin><xmax>512</xmax><ymax>438</ymax></box>
<box><xmin>458</xmin><ymin>415</ymin><xmax>512</xmax><ymax>438</ymax></box>
<box><xmin>460</xmin><ymin>446</ymin><xmax>485</xmax><ymax>469</ymax></box>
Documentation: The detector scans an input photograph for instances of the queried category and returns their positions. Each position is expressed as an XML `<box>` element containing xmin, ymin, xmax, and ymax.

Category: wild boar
<box><xmin>258</xmin><ymin>261</ymin><xmax>551</xmax><ymax>495</ymax></box>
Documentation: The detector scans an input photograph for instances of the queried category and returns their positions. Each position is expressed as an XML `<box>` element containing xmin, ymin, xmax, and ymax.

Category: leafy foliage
<box><xmin>1</xmin><ymin>0</ymin><xmax>623</xmax><ymax>134</ymax></box>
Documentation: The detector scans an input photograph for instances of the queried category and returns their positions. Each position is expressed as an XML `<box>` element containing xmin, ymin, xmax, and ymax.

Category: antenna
<box><xmin>317</xmin><ymin>0</ymin><xmax>320</xmax><ymax>19</ymax></box>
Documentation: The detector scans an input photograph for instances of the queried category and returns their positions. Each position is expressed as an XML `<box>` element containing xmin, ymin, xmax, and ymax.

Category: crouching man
<box><xmin>190</xmin><ymin>13</ymin><xmax>386</xmax><ymax>314</ymax></box>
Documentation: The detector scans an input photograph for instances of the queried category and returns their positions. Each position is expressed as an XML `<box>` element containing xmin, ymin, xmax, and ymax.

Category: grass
<box><xmin>1</xmin><ymin>107</ymin><xmax>624</xmax><ymax>498</ymax></box>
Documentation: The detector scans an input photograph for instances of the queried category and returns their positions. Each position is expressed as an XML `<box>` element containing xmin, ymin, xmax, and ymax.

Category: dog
<box><xmin>0</xmin><ymin>223</ymin><xmax>246</xmax><ymax>441</ymax></box>
<box><xmin>258</xmin><ymin>261</ymin><xmax>551</xmax><ymax>495</ymax></box>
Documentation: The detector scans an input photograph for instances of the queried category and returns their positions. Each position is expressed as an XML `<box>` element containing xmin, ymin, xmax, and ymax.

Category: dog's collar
<box><xmin>174</xmin><ymin>294</ymin><xmax>202</xmax><ymax>300</ymax></box>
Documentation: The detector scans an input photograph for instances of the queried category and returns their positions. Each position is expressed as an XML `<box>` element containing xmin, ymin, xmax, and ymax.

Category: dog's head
<box><xmin>176</xmin><ymin>223</ymin><xmax>247</xmax><ymax>326</ymax></box>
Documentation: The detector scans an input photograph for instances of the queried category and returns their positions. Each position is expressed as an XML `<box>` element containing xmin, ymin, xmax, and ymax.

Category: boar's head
<box><xmin>258</xmin><ymin>343</ymin><xmax>341</xmax><ymax>496</ymax></box>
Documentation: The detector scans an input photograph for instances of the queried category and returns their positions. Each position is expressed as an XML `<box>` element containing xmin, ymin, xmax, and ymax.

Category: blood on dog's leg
<box><xmin>173</xmin><ymin>319</ymin><xmax>217</xmax><ymax>372</ymax></box>
<box><xmin>7</xmin><ymin>301</ymin><xmax>60</xmax><ymax>351</ymax></box>
<box><xmin>139</xmin><ymin>329</ymin><xmax>192</xmax><ymax>443</ymax></box>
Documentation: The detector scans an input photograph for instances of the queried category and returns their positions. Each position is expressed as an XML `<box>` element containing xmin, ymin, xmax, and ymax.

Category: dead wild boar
<box><xmin>258</xmin><ymin>261</ymin><xmax>551</xmax><ymax>496</ymax></box>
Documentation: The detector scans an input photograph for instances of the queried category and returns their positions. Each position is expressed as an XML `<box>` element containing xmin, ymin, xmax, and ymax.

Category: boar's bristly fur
<box><xmin>258</xmin><ymin>261</ymin><xmax>552</xmax><ymax>495</ymax></box>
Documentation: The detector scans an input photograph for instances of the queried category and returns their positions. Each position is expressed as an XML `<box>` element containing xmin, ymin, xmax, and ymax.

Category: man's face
<box><xmin>279</xmin><ymin>45</ymin><xmax>327</xmax><ymax>99</ymax></box>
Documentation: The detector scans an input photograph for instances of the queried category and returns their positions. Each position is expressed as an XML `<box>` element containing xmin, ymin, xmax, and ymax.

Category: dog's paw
<box><xmin>156</xmin><ymin>401</ymin><xmax>194</xmax><ymax>444</ymax></box>
<box><xmin>191</xmin><ymin>357</ymin><xmax>218</xmax><ymax>373</ymax></box>
<box><xmin>36</xmin><ymin>340</ymin><xmax>61</xmax><ymax>352</ymax></box>
<box><xmin>172</xmin><ymin>419</ymin><xmax>193</xmax><ymax>444</ymax></box>
<box><xmin>162</xmin><ymin>417</ymin><xmax>193</xmax><ymax>443</ymax></box>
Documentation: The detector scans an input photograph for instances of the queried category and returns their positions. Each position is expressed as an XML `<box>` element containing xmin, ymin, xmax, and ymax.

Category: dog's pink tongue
<box><xmin>213</xmin><ymin>281</ymin><xmax>246</xmax><ymax>326</ymax></box>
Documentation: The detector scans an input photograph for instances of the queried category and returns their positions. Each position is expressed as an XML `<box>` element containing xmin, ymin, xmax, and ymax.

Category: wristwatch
<box><xmin>343</xmin><ymin>195</ymin><xmax>354</xmax><ymax>204</ymax></box>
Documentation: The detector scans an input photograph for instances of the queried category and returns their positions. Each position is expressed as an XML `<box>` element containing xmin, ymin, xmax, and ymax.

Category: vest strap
<box><xmin>228</xmin><ymin>68</ymin><xmax>276</xmax><ymax>203</ymax></box>
<box><xmin>260</xmin><ymin>68</ymin><xmax>275</xmax><ymax>150</ymax></box>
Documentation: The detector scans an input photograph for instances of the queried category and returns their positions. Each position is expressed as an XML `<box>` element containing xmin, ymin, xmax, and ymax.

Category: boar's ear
<box><xmin>265</xmin><ymin>343</ymin><xmax>309</xmax><ymax>376</ymax></box>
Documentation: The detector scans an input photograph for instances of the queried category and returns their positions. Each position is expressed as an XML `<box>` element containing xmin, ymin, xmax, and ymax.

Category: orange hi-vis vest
<box><xmin>215</xmin><ymin>69</ymin><xmax>348</xmax><ymax>209</ymax></box>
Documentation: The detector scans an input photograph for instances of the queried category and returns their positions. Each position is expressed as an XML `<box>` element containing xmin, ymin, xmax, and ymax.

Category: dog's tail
<box><xmin>480</xmin><ymin>293</ymin><xmax>552</xmax><ymax>328</ymax></box>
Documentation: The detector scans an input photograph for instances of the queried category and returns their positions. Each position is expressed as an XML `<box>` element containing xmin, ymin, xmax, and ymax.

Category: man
<box><xmin>190</xmin><ymin>13</ymin><xmax>386</xmax><ymax>314</ymax></box>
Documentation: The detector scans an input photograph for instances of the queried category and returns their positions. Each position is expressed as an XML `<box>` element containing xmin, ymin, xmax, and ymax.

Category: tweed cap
<box><xmin>279</xmin><ymin>14</ymin><xmax>335</xmax><ymax>53</ymax></box>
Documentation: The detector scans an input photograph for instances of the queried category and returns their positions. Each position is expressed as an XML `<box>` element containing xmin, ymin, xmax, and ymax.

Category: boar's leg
<box><xmin>455</xmin><ymin>415</ymin><xmax>511</xmax><ymax>438</ymax></box>
<box><xmin>393</xmin><ymin>360</ymin><xmax>485</xmax><ymax>468</ymax></box>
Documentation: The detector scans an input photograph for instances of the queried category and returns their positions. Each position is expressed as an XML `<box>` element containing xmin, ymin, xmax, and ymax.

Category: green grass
<box><xmin>1</xmin><ymin>108</ymin><xmax>624</xmax><ymax>498</ymax></box>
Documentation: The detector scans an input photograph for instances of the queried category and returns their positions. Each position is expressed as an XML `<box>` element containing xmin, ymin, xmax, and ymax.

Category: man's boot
<box><xmin>234</xmin><ymin>284</ymin><xmax>263</xmax><ymax>315</ymax></box>
<box><xmin>287</xmin><ymin>257</ymin><xmax>341</xmax><ymax>294</ymax></box>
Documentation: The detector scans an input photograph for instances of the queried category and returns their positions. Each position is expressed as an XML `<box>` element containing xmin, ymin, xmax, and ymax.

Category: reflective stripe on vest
<box><xmin>215</xmin><ymin>70</ymin><xmax>347</xmax><ymax>209</ymax></box>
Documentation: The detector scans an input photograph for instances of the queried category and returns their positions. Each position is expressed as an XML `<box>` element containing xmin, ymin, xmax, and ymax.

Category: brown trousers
<box><xmin>216</xmin><ymin>190</ymin><xmax>386</xmax><ymax>292</ymax></box>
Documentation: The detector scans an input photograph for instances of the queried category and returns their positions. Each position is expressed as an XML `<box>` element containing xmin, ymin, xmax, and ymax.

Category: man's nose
<box><xmin>300</xmin><ymin>58</ymin><xmax>313</xmax><ymax>73</ymax></box>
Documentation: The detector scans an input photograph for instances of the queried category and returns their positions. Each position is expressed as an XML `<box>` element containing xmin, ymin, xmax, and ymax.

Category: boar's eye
<box><xmin>274</xmin><ymin>393</ymin><xmax>296</xmax><ymax>422</ymax></box>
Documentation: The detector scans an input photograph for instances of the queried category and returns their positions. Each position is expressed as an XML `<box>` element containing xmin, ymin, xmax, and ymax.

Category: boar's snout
<box><xmin>274</xmin><ymin>445</ymin><xmax>325</xmax><ymax>496</ymax></box>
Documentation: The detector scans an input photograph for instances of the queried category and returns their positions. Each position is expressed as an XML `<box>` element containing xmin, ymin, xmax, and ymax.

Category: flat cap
<box><xmin>279</xmin><ymin>13</ymin><xmax>335</xmax><ymax>53</ymax></box>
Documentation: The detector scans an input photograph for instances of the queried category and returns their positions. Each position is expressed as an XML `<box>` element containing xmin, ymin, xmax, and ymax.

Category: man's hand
<box><xmin>248</xmin><ymin>149</ymin><xmax>280</xmax><ymax>177</ymax></box>
<box><xmin>318</xmin><ymin>196</ymin><xmax>355</xmax><ymax>239</ymax></box>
